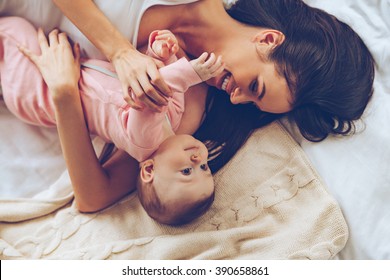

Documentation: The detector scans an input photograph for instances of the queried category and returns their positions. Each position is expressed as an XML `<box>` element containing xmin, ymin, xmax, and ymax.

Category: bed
<box><xmin>0</xmin><ymin>0</ymin><xmax>389</xmax><ymax>260</ymax></box>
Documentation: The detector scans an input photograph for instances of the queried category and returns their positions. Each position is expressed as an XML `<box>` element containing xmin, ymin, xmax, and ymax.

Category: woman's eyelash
<box><xmin>250</xmin><ymin>80</ymin><xmax>258</xmax><ymax>93</ymax></box>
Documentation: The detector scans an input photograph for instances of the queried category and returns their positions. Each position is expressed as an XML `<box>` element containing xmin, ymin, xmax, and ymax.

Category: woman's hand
<box><xmin>19</xmin><ymin>28</ymin><xmax>81</xmax><ymax>101</ymax></box>
<box><xmin>53</xmin><ymin>0</ymin><xmax>171</xmax><ymax>112</ymax></box>
<box><xmin>111</xmin><ymin>48</ymin><xmax>172</xmax><ymax>112</ymax></box>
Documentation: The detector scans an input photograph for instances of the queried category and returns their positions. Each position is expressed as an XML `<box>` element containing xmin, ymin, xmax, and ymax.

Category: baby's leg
<box><xmin>0</xmin><ymin>16</ymin><xmax>56</xmax><ymax>126</ymax></box>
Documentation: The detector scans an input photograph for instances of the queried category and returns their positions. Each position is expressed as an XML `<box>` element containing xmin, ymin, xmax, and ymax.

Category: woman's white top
<box><xmin>0</xmin><ymin>0</ymin><xmax>198</xmax><ymax>59</ymax></box>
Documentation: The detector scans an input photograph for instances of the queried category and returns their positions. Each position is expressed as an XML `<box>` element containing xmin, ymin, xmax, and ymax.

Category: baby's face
<box><xmin>151</xmin><ymin>135</ymin><xmax>214</xmax><ymax>207</ymax></box>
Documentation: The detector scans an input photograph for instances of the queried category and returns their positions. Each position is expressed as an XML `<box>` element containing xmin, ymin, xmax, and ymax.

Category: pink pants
<box><xmin>0</xmin><ymin>17</ymin><xmax>57</xmax><ymax>126</ymax></box>
<box><xmin>0</xmin><ymin>16</ymin><xmax>125</xmax><ymax>127</ymax></box>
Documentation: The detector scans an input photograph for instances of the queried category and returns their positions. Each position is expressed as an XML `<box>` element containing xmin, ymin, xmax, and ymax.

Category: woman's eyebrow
<box><xmin>258</xmin><ymin>82</ymin><xmax>266</xmax><ymax>100</ymax></box>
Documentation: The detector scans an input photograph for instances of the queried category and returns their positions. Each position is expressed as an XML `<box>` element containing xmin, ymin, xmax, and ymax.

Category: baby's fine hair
<box><xmin>136</xmin><ymin>177</ymin><xmax>215</xmax><ymax>226</ymax></box>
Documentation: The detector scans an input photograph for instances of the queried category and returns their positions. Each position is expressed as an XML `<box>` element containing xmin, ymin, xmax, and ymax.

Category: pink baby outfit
<box><xmin>0</xmin><ymin>17</ymin><xmax>202</xmax><ymax>162</ymax></box>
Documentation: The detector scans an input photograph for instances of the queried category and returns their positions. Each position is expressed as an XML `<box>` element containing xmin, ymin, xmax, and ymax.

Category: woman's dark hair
<box><xmin>227</xmin><ymin>0</ymin><xmax>375</xmax><ymax>141</ymax></box>
<box><xmin>194</xmin><ymin>88</ymin><xmax>280</xmax><ymax>173</ymax></box>
<box><xmin>195</xmin><ymin>0</ymin><xmax>375</xmax><ymax>173</ymax></box>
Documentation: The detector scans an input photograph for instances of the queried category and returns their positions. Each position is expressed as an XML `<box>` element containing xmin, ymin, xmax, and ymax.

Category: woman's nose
<box><xmin>230</xmin><ymin>88</ymin><xmax>251</xmax><ymax>104</ymax></box>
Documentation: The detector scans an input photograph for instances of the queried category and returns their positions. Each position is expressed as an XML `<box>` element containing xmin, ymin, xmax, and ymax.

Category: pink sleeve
<box><xmin>119</xmin><ymin>58</ymin><xmax>202</xmax><ymax>161</ymax></box>
<box><xmin>77</xmin><ymin>53</ymin><xmax>203</xmax><ymax>163</ymax></box>
<box><xmin>117</xmin><ymin>107</ymin><xmax>168</xmax><ymax>162</ymax></box>
<box><xmin>144</xmin><ymin>30</ymin><xmax>203</xmax><ymax>131</ymax></box>
<box><xmin>160</xmin><ymin>58</ymin><xmax>203</xmax><ymax>130</ymax></box>
<box><xmin>77</xmin><ymin>34</ymin><xmax>203</xmax><ymax>162</ymax></box>
<box><xmin>160</xmin><ymin>58</ymin><xmax>203</xmax><ymax>94</ymax></box>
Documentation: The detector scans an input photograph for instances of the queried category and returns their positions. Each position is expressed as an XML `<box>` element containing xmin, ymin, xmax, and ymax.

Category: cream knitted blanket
<box><xmin>0</xmin><ymin>122</ymin><xmax>348</xmax><ymax>259</ymax></box>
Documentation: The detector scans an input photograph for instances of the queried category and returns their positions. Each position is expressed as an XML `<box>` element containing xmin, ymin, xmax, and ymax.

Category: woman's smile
<box><xmin>213</xmin><ymin>71</ymin><xmax>238</xmax><ymax>97</ymax></box>
<box><xmin>221</xmin><ymin>74</ymin><xmax>231</xmax><ymax>91</ymax></box>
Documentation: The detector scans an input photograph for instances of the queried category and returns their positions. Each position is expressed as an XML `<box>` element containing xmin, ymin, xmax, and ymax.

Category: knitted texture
<box><xmin>0</xmin><ymin>122</ymin><xmax>348</xmax><ymax>259</ymax></box>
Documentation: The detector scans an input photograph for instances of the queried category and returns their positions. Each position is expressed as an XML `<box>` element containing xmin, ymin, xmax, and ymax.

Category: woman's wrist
<box><xmin>109</xmin><ymin>44</ymin><xmax>137</xmax><ymax>63</ymax></box>
<box><xmin>51</xmin><ymin>85</ymin><xmax>80</xmax><ymax>105</ymax></box>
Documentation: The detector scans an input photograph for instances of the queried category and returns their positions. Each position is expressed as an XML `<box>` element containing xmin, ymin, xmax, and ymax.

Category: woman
<box><xmin>49</xmin><ymin>0</ymin><xmax>375</xmax><ymax>163</ymax></box>
<box><xmin>2</xmin><ymin>0</ymin><xmax>375</xmax><ymax>211</ymax></box>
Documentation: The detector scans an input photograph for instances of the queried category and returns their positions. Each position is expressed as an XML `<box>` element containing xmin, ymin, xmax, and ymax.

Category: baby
<box><xmin>135</xmin><ymin>30</ymin><xmax>222</xmax><ymax>225</ymax></box>
<box><xmin>137</xmin><ymin>133</ymin><xmax>215</xmax><ymax>226</ymax></box>
<box><xmin>0</xmin><ymin>17</ymin><xmax>223</xmax><ymax>225</ymax></box>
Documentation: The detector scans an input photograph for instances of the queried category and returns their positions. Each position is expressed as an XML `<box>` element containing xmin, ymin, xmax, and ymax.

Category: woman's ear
<box><xmin>140</xmin><ymin>159</ymin><xmax>154</xmax><ymax>183</ymax></box>
<box><xmin>253</xmin><ymin>30</ymin><xmax>285</xmax><ymax>49</ymax></box>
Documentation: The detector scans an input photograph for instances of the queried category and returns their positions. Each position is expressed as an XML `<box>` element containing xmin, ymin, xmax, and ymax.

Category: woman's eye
<box><xmin>181</xmin><ymin>168</ymin><xmax>193</xmax><ymax>176</ymax></box>
<box><xmin>200</xmin><ymin>164</ymin><xmax>209</xmax><ymax>171</ymax></box>
<box><xmin>250</xmin><ymin>80</ymin><xmax>258</xmax><ymax>93</ymax></box>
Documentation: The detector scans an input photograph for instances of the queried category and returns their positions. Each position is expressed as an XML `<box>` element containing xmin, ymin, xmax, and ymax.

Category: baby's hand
<box><xmin>190</xmin><ymin>52</ymin><xmax>224</xmax><ymax>82</ymax></box>
<box><xmin>151</xmin><ymin>30</ymin><xmax>179</xmax><ymax>60</ymax></box>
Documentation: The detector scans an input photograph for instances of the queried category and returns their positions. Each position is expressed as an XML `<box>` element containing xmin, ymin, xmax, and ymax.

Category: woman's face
<box><xmin>206</xmin><ymin>31</ymin><xmax>293</xmax><ymax>114</ymax></box>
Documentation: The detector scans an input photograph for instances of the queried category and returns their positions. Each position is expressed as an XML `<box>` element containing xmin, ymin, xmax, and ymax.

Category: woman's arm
<box><xmin>52</xmin><ymin>0</ymin><xmax>172</xmax><ymax>112</ymax></box>
<box><xmin>54</xmin><ymin>0</ymin><xmax>128</xmax><ymax>62</ymax></box>
<box><xmin>20</xmin><ymin>28</ymin><xmax>137</xmax><ymax>212</ymax></box>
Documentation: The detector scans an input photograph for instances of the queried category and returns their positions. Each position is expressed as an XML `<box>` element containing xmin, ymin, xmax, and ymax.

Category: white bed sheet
<box><xmin>286</xmin><ymin>0</ymin><xmax>390</xmax><ymax>259</ymax></box>
<box><xmin>1</xmin><ymin>0</ymin><xmax>389</xmax><ymax>260</ymax></box>
<box><xmin>0</xmin><ymin>102</ymin><xmax>66</xmax><ymax>199</ymax></box>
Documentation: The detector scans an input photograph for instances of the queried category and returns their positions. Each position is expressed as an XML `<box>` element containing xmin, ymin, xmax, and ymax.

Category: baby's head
<box><xmin>137</xmin><ymin>134</ymin><xmax>215</xmax><ymax>226</ymax></box>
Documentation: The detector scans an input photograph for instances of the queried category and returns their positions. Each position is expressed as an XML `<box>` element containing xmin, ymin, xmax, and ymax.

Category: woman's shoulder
<box><xmin>136</xmin><ymin>0</ymin><xmax>199</xmax><ymax>48</ymax></box>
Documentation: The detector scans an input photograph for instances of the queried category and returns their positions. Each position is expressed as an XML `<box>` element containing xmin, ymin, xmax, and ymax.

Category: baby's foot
<box><xmin>151</xmin><ymin>30</ymin><xmax>179</xmax><ymax>60</ymax></box>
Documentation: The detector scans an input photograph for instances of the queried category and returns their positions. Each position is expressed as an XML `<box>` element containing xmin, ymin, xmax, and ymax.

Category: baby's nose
<box><xmin>191</xmin><ymin>153</ymin><xmax>201</xmax><ymax>162</ymax></box>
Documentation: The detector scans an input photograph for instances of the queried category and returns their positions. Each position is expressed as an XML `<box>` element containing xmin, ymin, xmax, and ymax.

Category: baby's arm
<box><xmin>190</xmin><ymin>52</ymin><xmax>224</xmax><ymax>82</ymax></box>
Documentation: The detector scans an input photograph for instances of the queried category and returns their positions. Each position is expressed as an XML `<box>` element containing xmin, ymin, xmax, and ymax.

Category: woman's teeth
<box><xmin>221</xmin><ymin>75</ymin><xmax>231</xmax><ymax>91</ymax></box>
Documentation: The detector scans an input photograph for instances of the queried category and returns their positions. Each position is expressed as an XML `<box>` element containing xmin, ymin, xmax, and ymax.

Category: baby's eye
<box><xmin>181</xmin><ymin>168</ymin><xmax>193</xmax><ymax>176</ymax></box>
<box><xmin>200</xmin><ymin>164</ymin><xmax>209</xmax><ymax>171</ymax></box>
